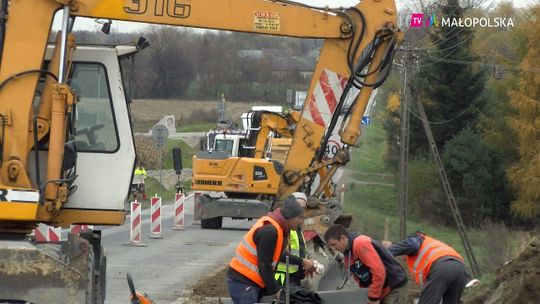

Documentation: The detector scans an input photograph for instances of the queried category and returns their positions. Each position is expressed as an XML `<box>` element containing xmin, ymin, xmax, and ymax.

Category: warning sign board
<box><xmin>325</xmin><ymin>139</ymin><xmax>342</xmax><ymax>159</ymax></box>
<box><xmin>254</xmin><ymin>11</ymin><xmax>280</xmax><ymax>31</ymax></box>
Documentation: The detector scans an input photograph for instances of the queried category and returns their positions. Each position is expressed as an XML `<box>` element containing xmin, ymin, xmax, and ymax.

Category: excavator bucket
<box><xmin>0</xmin><ymin>239</ymin><xmax>90</xmax><ymax>303</ymax></box>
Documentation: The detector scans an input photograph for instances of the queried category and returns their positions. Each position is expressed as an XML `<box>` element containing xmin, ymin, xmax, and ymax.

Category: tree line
<box><xmin>381</xmin><ymin>0</ymin><xmax>539</xmax><ymax>227</ymax></box>
<box><xmin>74</xmin><ymin>27</ymin><xmax>317</xmax><ymax>103</ymax></box>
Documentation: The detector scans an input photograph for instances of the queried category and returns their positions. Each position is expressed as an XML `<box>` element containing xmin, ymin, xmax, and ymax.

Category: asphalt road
<box><xmin>101</xmin><ymin>204</ymin><xmax>253</xmax><ymax>304</ymax></box>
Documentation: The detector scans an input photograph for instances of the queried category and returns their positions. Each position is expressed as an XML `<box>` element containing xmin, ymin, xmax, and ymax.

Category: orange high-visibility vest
<box><xmin>229</xmin><ymin>216</ymin><xmax>284</xmax><ymax>288</ymax></box>
<box><xmin>406</xmin><ymin>235</ymin><xmax>463</xmax><ymax>286</ymax></box>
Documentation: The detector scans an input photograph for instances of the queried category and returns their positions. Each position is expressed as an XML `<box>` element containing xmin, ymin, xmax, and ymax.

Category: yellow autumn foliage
<box><xmin>386</xmin><ymin>92</ymin><xmax>401</xmax><ymax>113</ymax></box>
<box><xmin>506</xmin><ymin>5</ymin><xmax>540</xmax><ymax>220</ymax></box>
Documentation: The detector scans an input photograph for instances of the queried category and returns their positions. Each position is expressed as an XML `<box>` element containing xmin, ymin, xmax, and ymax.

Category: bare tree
<box><xmin>137</xmin><ymin>25</ymin><xmax>194</xmax><ymax>98</ymax></box>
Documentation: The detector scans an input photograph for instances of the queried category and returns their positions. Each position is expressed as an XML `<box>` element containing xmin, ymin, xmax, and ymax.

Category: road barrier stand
<box><xmin>33</xmin><ymin>223</ymin><xmax>63</xmax><ymax>242</ymax></box>
<box><xmin>173</xmin><ymin>192</ymin><xmax>185</xmax><ymax>230</ymax></box>
<box><xmin>124</xmin><ymin>200</ymin><xmax>147</xmax><ymax>247</ymax></box>
<box><xmin>149</xmin><ymin>195</ymin><xmax>163</xmax><ymax>239</ymax></box>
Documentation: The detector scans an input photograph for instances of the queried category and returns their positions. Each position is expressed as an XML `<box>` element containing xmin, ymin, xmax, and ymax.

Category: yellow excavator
<box><xmin>192</xmin><ymin>8</ymin><xmax>401</xmax><ymax>235</ymax></box>
<box><xmin>0</xmin><ymin>0</ymin><xmax>401</xmax><ymax>303</ymax></box>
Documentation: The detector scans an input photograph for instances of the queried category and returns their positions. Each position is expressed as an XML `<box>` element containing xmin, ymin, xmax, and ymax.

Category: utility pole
<box><xmin>411</xmin><ymin>87</ymin><xmax>481</xmax><ymax>277</ymax></box>
<box><xmin>394</xmin><ymin>59</ymin><xmax>410</xmax><ymax>240</ymax></box>
<box><xmin>395</xmin><ymin>47</ymin><xmax>417</xmax><ymax>240</ymax></box>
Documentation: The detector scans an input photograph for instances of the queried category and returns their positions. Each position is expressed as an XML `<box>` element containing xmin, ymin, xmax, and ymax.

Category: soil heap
<box><xmin>464</xmin><ymin>238</ymin><xmax>540</xmax><ymax>304</ymax></box>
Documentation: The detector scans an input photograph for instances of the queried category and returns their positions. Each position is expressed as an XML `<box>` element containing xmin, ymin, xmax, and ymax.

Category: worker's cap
<box><xmin>281</xmin><ymin>195</ymin><xmax>304</xmax><ymax>219</ymax></box>
<box><xmin>292</xmin><ymin>192</ymin><xmax>308</xmax><ymax>207</ymax></box>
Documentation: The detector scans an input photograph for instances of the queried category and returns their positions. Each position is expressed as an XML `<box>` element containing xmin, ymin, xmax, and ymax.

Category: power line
<box><xmin>397</xmin><ymin>48</ymin><xmax>540</xmax><ymax>73</ymax></box>
<box><xmin>401</xmin><ymin>25</ymin><xmax>469</xmax><ymax>51</ymax></box>
<box><xmin>405</xmin><ymin>94</ymin><xmax>478</xmax><ymax>125</ymax></box>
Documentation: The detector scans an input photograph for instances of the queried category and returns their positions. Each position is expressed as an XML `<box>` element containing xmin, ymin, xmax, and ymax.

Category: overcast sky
<box><xmin>58</xmin><ymin>0</ymin><xmax>537</xmax><ymax>33</ymax></box>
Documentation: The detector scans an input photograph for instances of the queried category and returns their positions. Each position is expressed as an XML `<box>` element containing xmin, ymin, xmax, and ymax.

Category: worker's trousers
<box><xmin>382</xmin><ymin>283</ymin><xmax>409</xmax><ymax>304</ymax></box>
<box><xmin>227</xmin><ymin>277</ymin><xmax>261</xmax><ymax>304</ymax></box>
<box><xmin>418</xmin><ymin>259</ymin><xmax>468</xmax><ymax>304</ymax></box>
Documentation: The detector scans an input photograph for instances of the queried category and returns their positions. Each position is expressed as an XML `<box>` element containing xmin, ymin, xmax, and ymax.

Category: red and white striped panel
<box><xmin>130</xmin><ymin>201</ymin><xmax>142</xmax><ymax>242</ymax></box>
<box><xmin>48</xmin><ymin>227</ymin><xmax>61</xmax><ymax>242</ymax></box>
<box><xmin>303</xmin><ymin>69</ymin><xmax>349</xmax><ymax>127</ymax></box>
<box><xmin>174</xmin><ymin>193</ymin><xmax>184</xmax><ymax>228</ymax></box>
<box><xmin>150</xmin><ymin>196</ymin><xmax>162</xmax><ymax>236</ymax></box>
<box><xmin>71</xmin><ymin>224</ymin><xmax>93</xmax><ymax>236</ymax></box>
<box><xmin>34</xmin><ymin>223</ymin><xmax>62</xmax><ymax>242</ymax></box>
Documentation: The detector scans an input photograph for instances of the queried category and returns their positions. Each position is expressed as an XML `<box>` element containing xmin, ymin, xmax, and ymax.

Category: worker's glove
<box><xmin>381</xmin><ymin>240</ymin><xmax>392</xmax><ymax>248</ymax></box>
<box><xmin>313</xmin><ymin>260</ymin><xmax>324</xmax><ymax>275</ymax></box>
<box><xmin>466</xmin><ymin>279</ymin><xmax>480</xmax><ymax>288</ymax></box>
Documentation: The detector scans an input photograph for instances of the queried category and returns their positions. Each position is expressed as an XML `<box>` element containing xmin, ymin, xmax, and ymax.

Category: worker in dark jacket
<box><xmin>227</xmin><ymin>195</ymin><xmax>305</xmax><ymax>304</ymax></box>
<box><xmin>383</xmin><ymin>232</ymin><xmax>469</xmax><ymax>304</ymax></box>
<box><xmin>324</xmin><ymin>224</ymin><xmax>408</xmax><ymax>304</ymax></box>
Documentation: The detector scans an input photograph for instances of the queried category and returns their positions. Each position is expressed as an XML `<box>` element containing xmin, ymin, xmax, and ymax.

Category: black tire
<box><xmin>201</xmin><ymin>217</ymin><xmax>223</xmax><ymax>229</ymax></box>
<box><xmin>86</xmin><ymin>247</ymin><xmax>96</xmax><ymax>304</ymax></box>
<box><xmin>94</xmin><ymin>251</ymin><xmax>106</xmax><ymax>304</ymax></box>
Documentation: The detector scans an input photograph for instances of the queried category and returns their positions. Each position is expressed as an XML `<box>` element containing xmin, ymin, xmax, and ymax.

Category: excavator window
<box><xmin>69</xmin><ymin>63</ymin><xmax>119</xmax><ymax>152</ymax></box>
<box><xmin>33</xmin><ymin>61</ymin><xmax>118</xmax><ymax>153</ymax></box>
<box><xmin>214</xmin><ymin>138</ymin><xmax>234</xmax><ymax>156</ymax></box>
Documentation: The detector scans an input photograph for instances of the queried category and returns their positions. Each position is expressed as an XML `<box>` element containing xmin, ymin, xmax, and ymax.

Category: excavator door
<box><xmin>29</xmin><ymin>45</ymin><xmax>138</xmax><ymax>225</ymax></box>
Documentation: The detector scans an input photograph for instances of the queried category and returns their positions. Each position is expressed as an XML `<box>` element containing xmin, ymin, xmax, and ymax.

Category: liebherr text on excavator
<box><xmin>0</xmin><ymin>0</ymin><xmax>401</xmax><ymax>302</ymax></box>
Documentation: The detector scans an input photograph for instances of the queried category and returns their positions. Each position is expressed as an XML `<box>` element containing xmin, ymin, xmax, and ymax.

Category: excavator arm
<box><xmin>0</xmin><ymin>1</ymin><xmax>401</xmax><ymax>302</ymax></box>
<box><xmin>248</xmin><ymin>110</ymin><xmax>299</xmax><ymax>159</ymax></box>
<box><xmin>0</xmin><ymin>0</ymin><xmax>400</xmax><ymax>232</ymax></box>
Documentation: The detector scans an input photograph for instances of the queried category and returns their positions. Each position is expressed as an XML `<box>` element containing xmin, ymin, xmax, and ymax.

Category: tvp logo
<box><xmin>410</xmin><ymin>13</ymin><xmax>425</xmax><ymax>27</ymax></box>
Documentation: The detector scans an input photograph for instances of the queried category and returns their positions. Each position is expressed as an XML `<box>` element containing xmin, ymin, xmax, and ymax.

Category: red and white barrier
<box><xmin>149</xmin><ymin>195</ymin><xmax>163</xmax><ymax>239</ymax></box>
<box><xmin>124</xmin><ymin>200</ymin><xmax>147</xmax><ymax>247</ymax></box>
<box><xmin>70</xmin><ymin>224</ymin><xmax>93</xmax><ymax>235</ymax></box>
<box><xmin>34</xmin><ymin>223</ymin><xmax>63</xmax><ymax>242</ymax></box>
<box><xmin>173</xmin><ymin>192</ymin><xmax>185</xmax><ymax>230</ymax></box>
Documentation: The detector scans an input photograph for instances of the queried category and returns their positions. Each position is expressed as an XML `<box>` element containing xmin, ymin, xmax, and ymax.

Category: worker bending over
<box><xmin>227</xmin><ymin>195</ymin><xmax>305</xmax><ymax>304</ymax></box>
<box><xmin>325</xmin><ymin>224</ymin><xmax>408</xmax><ymax>304</ymax></box>
<box><xmin>383</xmin><ymin>232</ymin><xmax>469</xmax><ymax>304</ymax></box>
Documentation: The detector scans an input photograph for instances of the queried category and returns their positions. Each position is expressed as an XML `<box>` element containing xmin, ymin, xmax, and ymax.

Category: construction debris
<box><xmin>464</xmin><ymin>237</ymin><xmax>540</xmax><ymax>304</ymax></box>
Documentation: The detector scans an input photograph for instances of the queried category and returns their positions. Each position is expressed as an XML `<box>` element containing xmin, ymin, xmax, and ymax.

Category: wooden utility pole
<box><xmin>394</xmin><ymin>51</ymin><xmax>412</xmax><ymax>240</ymax></box>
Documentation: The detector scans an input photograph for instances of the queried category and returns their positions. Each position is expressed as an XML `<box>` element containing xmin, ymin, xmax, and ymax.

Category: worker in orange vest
<box><xmin>383</xmin><ymin>232</ymin><xmax>469</xmax><ymax>304</ymax></box>
<box><xmin>226</xmin><ymin>195</ymin><xmax>305</xmax><ymax>304</ymax></box>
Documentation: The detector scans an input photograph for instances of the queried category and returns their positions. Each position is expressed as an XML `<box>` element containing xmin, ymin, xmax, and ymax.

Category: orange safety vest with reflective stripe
<box><xmin>229</xmin><ymin>216</ymin><xmax>284</xmax><ymax>288</ymax></box>
<box><xmin>406</xmin><ymin>235</ymin><xmax>463</xmax><ymax>286</ymax></box>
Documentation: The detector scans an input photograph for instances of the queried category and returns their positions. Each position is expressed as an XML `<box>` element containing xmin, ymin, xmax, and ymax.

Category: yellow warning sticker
<box><xmin>254</xmin><ymin>11</ymin><xmax>280</xmax><ymax>32</ymax></box>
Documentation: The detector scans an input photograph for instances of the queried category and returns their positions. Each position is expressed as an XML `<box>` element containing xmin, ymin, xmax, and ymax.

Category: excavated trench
<box><xmin>187</xmin><ymin>238</ymin><xmax>540</xmax><ymax>304</ymax></box>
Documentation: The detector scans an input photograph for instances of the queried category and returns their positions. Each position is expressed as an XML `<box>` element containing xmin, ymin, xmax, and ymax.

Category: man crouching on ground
<box><xmin>226</xmin><ymin>195</ymin><xmax>305</xmax><ymax>304</ymax></box>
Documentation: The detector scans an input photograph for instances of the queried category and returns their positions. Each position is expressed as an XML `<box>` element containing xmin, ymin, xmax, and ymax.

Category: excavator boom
<box><xmin>0</xmin><ymin>0</ymin><xmax>401</xmax><ymax>302</ymax></box>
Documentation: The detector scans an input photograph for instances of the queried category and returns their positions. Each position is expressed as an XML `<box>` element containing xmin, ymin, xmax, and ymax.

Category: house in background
<box><xmin>237</xmin><ymin>48</ymin><xmax>318</xmax><ymax>80</ymax></box>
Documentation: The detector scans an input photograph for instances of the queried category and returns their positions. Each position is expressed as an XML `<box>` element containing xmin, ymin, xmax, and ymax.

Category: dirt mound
<box><xmin>464</xmin><ymin>238</ymin><xmax>540</xmax><ymax>304</ymax></box>
<box><xmin>191</xmin><ymin>267</ymin><xmax>230</xmax><ymax>298</ymax></box>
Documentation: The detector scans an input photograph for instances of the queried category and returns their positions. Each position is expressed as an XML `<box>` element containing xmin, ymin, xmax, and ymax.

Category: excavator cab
<box><xmin>0</xmin><ymin>44</ymin><xmax>139</xmax><ymax>303</ymax></box>
<box><xmin>27</xmin><ymin>45</ymin><xmax>138</xmax><ymax>225</ymax></box>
